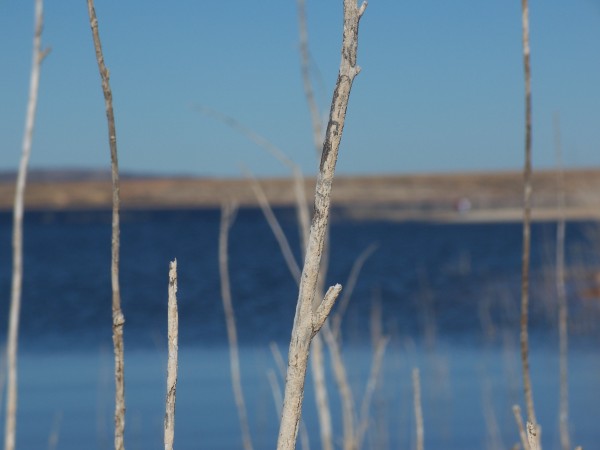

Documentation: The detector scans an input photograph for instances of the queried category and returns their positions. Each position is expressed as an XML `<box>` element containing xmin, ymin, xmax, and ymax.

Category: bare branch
<box><xmin>276</xmin><ymin>1</ymin><xmax>367</xmax><ymax>447</ymax></box>
<box><xmin>331</xmin><ymin>243</ymin><xmax>378</xmax><ymax>336</ymax></box>
<box><xmin>164</xmin><ymin>260</ymin><xmax>179</xmax><ymax>450</ymax></box>
<box><xmin>87</xmin><ymin>2</ymin><xmax>126</xmax><ymax>449</ymax></box>
<box><xmin>356</xmin><ymin>336</ymin><xmax>389</xmax><ymax>448</ymax></box>
<box><xmin>219</xmin><ymin>203</ymin><xmax>254</xmax><ymax>450</ymax></box>
<box><xmin>313</xmin><ymin>284</ymin><xmax>342</xmax><ymax>334</ymax></box>
<box><xmin>243</xmin><ymin>170</ymin><xmax>302</xmax><ymax>283</ymax></box>
<box><xmin>554</xmin><ymin>113</ymin><xmax>570</xmax><ymax>450</ymax></box>
<box><xmin>5</xmin><ymin>1</ymin><xmax>47</xmax><ymax>448</ymax></box>
<box><xmin>519</xmin><ymin>0</ymin><xmax>538</xmax><ymax>435</ymax></box>
<box><xmin>413</xmin><ymin>368</ymin><xmax>424</xmax><ymax>450</ymax></box>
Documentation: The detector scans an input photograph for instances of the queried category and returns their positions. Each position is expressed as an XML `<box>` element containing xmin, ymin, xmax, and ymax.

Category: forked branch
<box><xmin>276</xmin><ymin>1</ymin><xmax>367</xmax><ymax>449</ymax></box>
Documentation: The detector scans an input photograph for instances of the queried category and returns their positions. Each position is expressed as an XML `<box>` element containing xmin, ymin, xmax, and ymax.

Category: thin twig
<box><xmin>164</xmin><ymin>260</ymin><xmax>179</xmax><ymax>450</ymax></box>
<box><xmin>519</xmin><ymin>0</ymin><xmax>538</xmax><ymax>440</ymax></box>
<box><xmin>413</xmin><ymin>368</ymin><xmax>424</xmax><ymax>450</ymax></box>
<box><xmin>5</xmin><ymin>1</ymin><xmax>48</xmax><ymax>448</ymax></box>
<box><xmin>356</xmin><ymin>336</ymin><xmax>389</xmax><ymax>448</ymax></box>
<box><xmin>87</xmin><ymin>2</ymin><xmax>126</xmax><ymax>449</ymax></box>
<box><xmin>219</xmin><ymin>203</ymin><xmax>254</xmax><ymax>450</ymax></box>
<box><xmin>243</xmin><ymin>171</ymin><xmax>302</xmax><ymax>283</ymax></box>
<box><xmin>554</xmin><ymin>113</ymin><xmax>570</xmax><ymax>450</ymax></box>
<box><xmin>296</xmin><ymin>0</ymin><xmax>324</xmax><ymax>158</ymax></box>
<box><xmin>331</xmin><ymin>243</ymin><xmax>378</xmax><ymax>337</ymax></box>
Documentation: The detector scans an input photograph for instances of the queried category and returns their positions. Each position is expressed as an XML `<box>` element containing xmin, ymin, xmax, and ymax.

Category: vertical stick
<box><xmin>86</xmin><ymin>2</ymin><xmax>126</xmax><ymax>449</ymax></box>
<box><xmin>412</xmin><ymin>368</ymin><xmax>424</xmax><ymax>450</ymax></box>
<box><xmin>519</xmin><ymin>0</ymin><xmax>538</xmax><ymax>433</ymax></box>
<box><xmin>4</xmin><ymin>1</ymin><xmax>48</xmax><ymax>449</ymax></box>
<box><xmin>276</xmin><ymin>2</ymin><xmax>366</xmax><ymax>448</ymax></box>
<box><xmin>512</xmin><ymin>405</ymin><xmax>529</xmax><ymax>450</ymax></box>
<box><xmin>296</xmin><ymin>0</ymin><xmax>324</xmax><ymax>158</ymax></box>
<box><xmin>554</xmin><ymin>114</ymin><xmax>570</xmax><ymax>450</ymax></box>
<box><xmin>219</xmin><ymin>203</ymin><xmax>254</xmax><ymax>450</ymax></box>
<box><xmin>164</xmin><ymin>260</ymin><xmax>179</xmax><ymax>450</ymax></box>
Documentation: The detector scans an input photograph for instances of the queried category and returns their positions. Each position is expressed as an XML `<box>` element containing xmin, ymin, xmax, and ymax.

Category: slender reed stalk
<box><xmin>412</xmin><ymin>368</ymin><xmax>424</xmax><ymax>450</ymax></box>
<box><xmin>519</xmin><ymin>1</ymin><xmax>539</xmax><ymax>444</ymax></box>
<box><xmin>296</xmin><ymin>0</ymin><xmax>324</xmax><ymax>157</ymax></box>
<box><xmin>554</xmin><ymin>114</ymin><xmax>570</xmax><ymax>450</ymax></box>
<box><xmin>4</xmin><ymin>1</ymin><xmax>48</xmax><ymax>448</ymax></box>
<box><xmin>87</xmin><ymin>2</ymin><xmax>126</xmax><ymax>448</ymax></box>
<box><xmin>356</xmin><ymin>336</ymin><xmax>388</xmax><ymax>448</ymax></box>
<box><xmin>219</xmin><ymin>203</ymin><xmax>254</xmax><ymax>450</ymax></box>
<box><xmin>164</xmin><ymin>260</ymin><xmax>179</xmax><ymax>450</ymax></box>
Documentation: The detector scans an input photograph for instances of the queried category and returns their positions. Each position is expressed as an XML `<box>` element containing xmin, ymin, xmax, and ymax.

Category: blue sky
<box><xmin>1</xmin><ymin>0</ymin><xmax>599</xmax><ymax>177</ymax></box>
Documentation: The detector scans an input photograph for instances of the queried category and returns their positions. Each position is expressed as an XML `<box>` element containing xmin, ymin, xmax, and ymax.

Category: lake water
<box><xmin>0</xmin><ymin>209</ymin><xmax>599</xmax><ymax>449</ymax></box>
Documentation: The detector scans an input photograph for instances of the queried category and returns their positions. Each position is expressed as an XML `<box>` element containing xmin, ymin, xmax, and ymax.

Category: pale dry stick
<box><xmin>268</xmin><ymin>350</ymin><xmax>311</xmax><ymax>450</ymax></box>
<box><xmin>512</xmin><ymin>405</ymin><xmax>530</xmax><ymax>450</ymax></box>
<box><xmin>412</xmin><ymin>368</ymin><xmax>424</xmax><ymax>450</ymax></box>
<box><xmin>554</xmin><ymin>113</ymin><xmax>570</xmax><ymax>450</ymax></box>
<box><xmin>331</xmin><ymin>243</ymin><xmax>378</xmax><ymax>337</ymax></box>
<box><xmin>277</xmin><ymin>3</ymin><xmax>367</xmax><ymax>448</ymax></box>
<box><xmin>164</xmin><ymin>260</ymin><xmax>179</xmax><ymax>450</ymax></box>
<box><xmin>296</xmin><ymin>0</ymin><xmax>324</xmax><ymax>157</ymax></box>
<box><xmin>219</xmin><ymin>203</ymin><xmax>254</xmax><ymax>450</ymax></box>
<box><xmin>87</xmin><ymin>2</ymin><xmax>126</xmax><ymax>449</ymax></box>
<box><xmin>243</xmin><ymin>171</ymin><xmax>302</xmax><ymax>283</ymax></box>
<box><xmin>355</xmin><ymin>336</ymin><xmax>389</xmax><ymax>449</ymax></box>
<box><xmin>198</xmin><ymin>106</ymin><xmax>311</xmax><ymax>252</ymax></box>
<box><xmin>519</xmin><ymin>0</ymin><xmax>539</xmax><ymax>442</ymax></box>
<box><xmin>322</xmin><ymin>323</ymin><xmax>357</xmax><ymax>450</ymax></box>
<box><xmin>4</xmin><ymin>1</ymin><xmax>48</xmax><ymax>449</ymax></box>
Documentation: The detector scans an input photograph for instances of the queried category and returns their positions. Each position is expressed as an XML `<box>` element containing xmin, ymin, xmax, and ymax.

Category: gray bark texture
<box><xmin>164</xmin><ymin>260</ymin><xmax>179</xmax><ymax>450</ymax></box>
<box><xmin>276</xmin><ymin>2</ymin><xmax>366</xmax><ymax>449</ymax></box>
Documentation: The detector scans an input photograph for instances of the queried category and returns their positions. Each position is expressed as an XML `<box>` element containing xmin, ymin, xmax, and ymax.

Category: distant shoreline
<box><xmin>1</xmin><ymin>168</ymin><xmax>599</xmax><ymax>222</ymax></box>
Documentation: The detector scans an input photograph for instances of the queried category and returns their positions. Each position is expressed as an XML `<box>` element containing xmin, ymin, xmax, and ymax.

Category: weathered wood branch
<box><xmin>164</xmin><ymin>260</ymin><xmax>179</xmax><ymax>450</ymax></box>
<box><xmin>86</xmin><ymin>1</ymin><xmax>125</xmax><ymax>448</ymax></box>
<box><xmin>276</xmin><ymin>2</ymin><xmax>366</xmax><ymax>449</ymax></box>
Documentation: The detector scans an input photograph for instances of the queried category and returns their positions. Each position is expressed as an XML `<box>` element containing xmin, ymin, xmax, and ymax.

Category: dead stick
<box><xmin>86</xmin><ymin>2</ymin><xmax>126</xmax><ymax>448</ymax></box>
<box><xmin>4</xmin><ymin>1</ymin><xmax>48</xmax><ymax>448</ymax></box>
<box><xmin>164</xmin><ymin>260</ymin><xmax>179</xmax><ymax>450</ymax></box>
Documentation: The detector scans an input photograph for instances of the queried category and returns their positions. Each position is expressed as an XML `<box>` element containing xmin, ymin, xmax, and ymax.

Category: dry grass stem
<box><xmin>219</xmin><ymin>203</ymin><xmax>254</xmax><ymax>450</ymax></box>
<box><xmin>512</xmin><ymin>405</ymin><xmax>529</xmax><ymax>450</ymax></box>
<box><xmin>331</xmin><ymin>243</ymin><xmax>378</xmax><ymax>336</ymax></box>
<box><xmin>322</xmin><ymin>323</ymin><xmax>356</xmax><ymax>450</ymax></box>
<box><xmin>244</xmin><ymin>172</ymin><xmax>302</xmax><ymax>283</ymax></box>
<box><xmin>164</xmin><ymin>260</ymin><xmax>179</xmax><ymax>450</ymax></box>
<box><xmin>296</xmin><ymin>0</ymin><xmax>324</xmax><ymax>157</ymax></box>
<box><xmin>4</xmin><ymin>1</ymin><xmax>48</xmax><ymax>448</ymax></box>
<box><xmin>554</xmin><ymin>114</ymin><xmax>570</xmax><ymax>450</ymax></box>
<box><xmin>526</xmin><ymin>422</ymin><xmax>541</xmax><ymax>450</ymax></box>
<box><xmin>87</xmin><ymin>2</ymin><xmax>126</xmax><ymax>448</ymax></box>
<box><xmin>356</xmin><ymin>336</ymin><xmax>389</xmax><ymax>448</ymax></box>
<box><xmin>519</xmin><ymin>0</ymin><xmax>538</xmax><ymax>438</ymax></box>
<box><xmin>413</xmin><ymin>368</ymin><xmax>424</xmax><ymax>450</ymax></box>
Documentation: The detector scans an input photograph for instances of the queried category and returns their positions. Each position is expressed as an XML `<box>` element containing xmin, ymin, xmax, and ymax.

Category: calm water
<box><xmin>0</xmin><ymin>209</ymin><xmax>599</xmax><ymax>449</ymax></box>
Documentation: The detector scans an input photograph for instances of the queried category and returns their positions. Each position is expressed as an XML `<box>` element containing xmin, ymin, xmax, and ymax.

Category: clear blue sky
<box><xmin>1</xmin><ymin>0</ymin><xmax>599</xmax><ymax>177</ymax></box>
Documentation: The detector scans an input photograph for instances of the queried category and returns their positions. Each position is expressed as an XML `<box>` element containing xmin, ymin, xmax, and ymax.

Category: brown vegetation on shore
<box><xmin>2</xmin><ymin>169</ymin><xmax>600</xmax><ymax>222</ymax></box>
